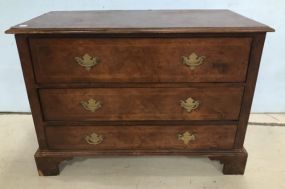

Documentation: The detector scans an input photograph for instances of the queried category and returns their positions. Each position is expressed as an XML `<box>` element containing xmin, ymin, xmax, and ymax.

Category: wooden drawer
<box><xmin>30</xmin><ymin>37</ymin><xmax>251</xmax><ymax>83</ymax></box>
<box><xmin>46</xmin><ymin>125</ymin><xmax>237</xmax><ymax>150</ymax></box>
<box><xmin>39</xmin><ymin>87</ymin><xmax>243</xmax><ymax>121</ymax></box>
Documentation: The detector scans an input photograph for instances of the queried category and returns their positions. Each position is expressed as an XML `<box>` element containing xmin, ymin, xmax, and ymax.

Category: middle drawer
<box><xmin>39</xmin><ymin>87</ymin><xmax>243</xmax><ymax>121</ymax></box>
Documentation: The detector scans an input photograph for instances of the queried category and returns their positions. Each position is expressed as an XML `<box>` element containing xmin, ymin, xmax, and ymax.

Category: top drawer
<box><xmin>30</xmin><ymin>37</ymin><xmax>251</xmax><ymax>83</ymax></box>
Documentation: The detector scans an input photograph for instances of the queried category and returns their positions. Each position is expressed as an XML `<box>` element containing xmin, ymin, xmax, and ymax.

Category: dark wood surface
<box><xmin>209</xmin><ymin>148</ymin><xmax>248</xmax><ymax>174</ymax></box>
<box><xmin>30</xmin><ymin>37</ymin><xmax>251</xmax><ymax>83</ymax></box>
<box><xmin>8</xmin><ymin>10</ymin><xmax>273</xmax><ymax>176</ymax></box>
<box><xmin>6</xmin><ymin>10</ymin><xmax>274</xmax><ymax>34</ymax></box>
<box><xmin>39</xmin><ymin>87</ymin><xmax>243</xmax><ymax>121</ymax></box>
<box><xmin>46</xmin><ymin>125</ymin><xmax>236</xmax><ymax>150</ymax></box>
<box><xmin>234</xmin><ymin>33</ymin><xmax>266</xmax><ymax>148</ymax></box>
<box><xmin>15</xmin><ymin>35</ymin><xmax>47</xmax><ymax>148</ymax></box>
<box><xmin>35</xmin><ymin>148</ymin><xmax>247</xmax><ymax>176</ymax></box>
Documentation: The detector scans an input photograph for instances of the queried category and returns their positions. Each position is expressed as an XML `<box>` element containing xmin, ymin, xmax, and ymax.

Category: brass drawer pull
<box><xmin>180</xmin><ymin>97</ymin><xmax>199</xmax><ymax>112</ymax></box>
<box><xmin>80</xmin><ymin>98</ymin><xmax>102</xmax><ymax>112</ymax></box>
<box><xmin>182</xmin><ymin>53</ymin><xmax>205</xmax><ymax>70</ymax></box>
<box><xmin>75</xmin><ymin>53</ymin><xmax>99</xmax><ymax>71</ymax></box>
<box><xmin>85</xmin><ymin>132</ymin><xmax>104</xmax><ymax>145</ymax></box>
<box><xmin>177</xmin><ymin>131</ymin><xmax>196</xmax><ymax>145</ymax></box>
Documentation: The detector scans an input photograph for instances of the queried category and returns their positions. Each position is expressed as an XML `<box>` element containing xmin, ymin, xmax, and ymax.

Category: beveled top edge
<box><xmin>5</xmin><ymin>10</ymin><xmax>274</xmax><ymax>34</ymax></box>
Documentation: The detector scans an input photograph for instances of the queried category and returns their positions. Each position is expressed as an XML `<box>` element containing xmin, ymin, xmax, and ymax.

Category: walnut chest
<box><xmin>6</xmin><ymin>10</ymin><xmax>274</xmax><ymax>176</ymax></box>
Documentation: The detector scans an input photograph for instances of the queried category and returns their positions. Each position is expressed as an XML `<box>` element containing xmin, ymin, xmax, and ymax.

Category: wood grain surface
<box><xmin>30</xmin><ymin>37</ymin><xmax>251</xmax><ymax>83</ymax></box>
<box><xmin>39</xmin><ymin>87</ymin><xmax>244</xmax><ymax>121</ymax></box>
<box><xmin>8</xmin><ymin>10</ymin><xmax>274</xmax><ymax>175</ymax></box>
<box><xmin>6</xmin><ymin>10</ymin><xmax>274</xmax><ymax>34</ymax></box>
<box><xmin>46</xmin><ymin>125</ymin><xmax>237</xmax><ymax>150</ymax></box>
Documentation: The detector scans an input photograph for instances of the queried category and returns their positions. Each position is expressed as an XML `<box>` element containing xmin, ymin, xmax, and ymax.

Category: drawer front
<box><xmin>30</xmin><ymin>38</ymin><xmax>251</xmax><ymax>83</ymax></box>
<box><xmin>39</xmin><ymin>87</ymin><xmax>243</xmax><ymax>121</ymax></box>
<box><xmin>46</xmin><ymin>125</ymin><xmax>237</xmax><ymax>150</ymax></box>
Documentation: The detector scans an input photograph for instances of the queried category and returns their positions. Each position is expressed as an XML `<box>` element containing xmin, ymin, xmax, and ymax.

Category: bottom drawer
<box><xmin>46</xmin><ymin>125</ymin><xmax>237</xmax><ymax>150</ymax></box>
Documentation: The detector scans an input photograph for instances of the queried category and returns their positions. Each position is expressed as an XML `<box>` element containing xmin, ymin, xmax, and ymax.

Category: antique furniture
<box><xmin>6</xmin><ymin>10</ymin><xmax>274</xmax><ymax>176</ymax></box>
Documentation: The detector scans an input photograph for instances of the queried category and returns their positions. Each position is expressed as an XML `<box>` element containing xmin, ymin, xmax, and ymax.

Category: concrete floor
<box><xmin>0</xmin><ymin>114</ymin><xmax>285</xmax><ymax>189</ymax></box>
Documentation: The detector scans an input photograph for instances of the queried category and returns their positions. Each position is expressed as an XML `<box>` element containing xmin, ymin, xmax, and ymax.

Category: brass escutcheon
<box><xmin>80</xmin><ymin>98</ymin><xmax>102</xmax><ymax>112</ymax></box>
<box><xmin>75</xmin><ymin>53</ymin><xmax>98</xmax><ymax>71</ymax></box>
<box><xmin>182</xmin><ymin>53</ymin><xmax>205</xmax><ymax>70</ymax></box>
<box><xmin>85</xmin><ymin>132</ymin><xmax>104</xmax><ymax>145</ymax></box>
<box><xmin>177</xmin><ymin>131</ymin><xmax>196</xmax><ymax>145</ymax></box>
<box><xmin>180</xmin><ymin>97</ymin><xmax>199</xmax><ymax>113</ymax></box>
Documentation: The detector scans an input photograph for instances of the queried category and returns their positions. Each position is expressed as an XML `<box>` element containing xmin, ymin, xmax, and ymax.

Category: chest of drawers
<box><xmin>6</xmin><ymin>10</ymin><xmax>273</xmax><ymax>176</ymax></box>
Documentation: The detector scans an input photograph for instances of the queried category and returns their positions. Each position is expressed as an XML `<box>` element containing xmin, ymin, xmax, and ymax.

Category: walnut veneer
<box><xmin>6</xmin><ymin>10</ymin><xmax>274</xmax><ymax>176</ymax></box>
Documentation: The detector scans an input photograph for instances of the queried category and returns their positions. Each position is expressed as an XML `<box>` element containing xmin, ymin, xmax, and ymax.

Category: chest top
<box><xmin>5</xmin><ymin>10</ymin><xmax>273</xmax><ymax>34</ymax></box>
